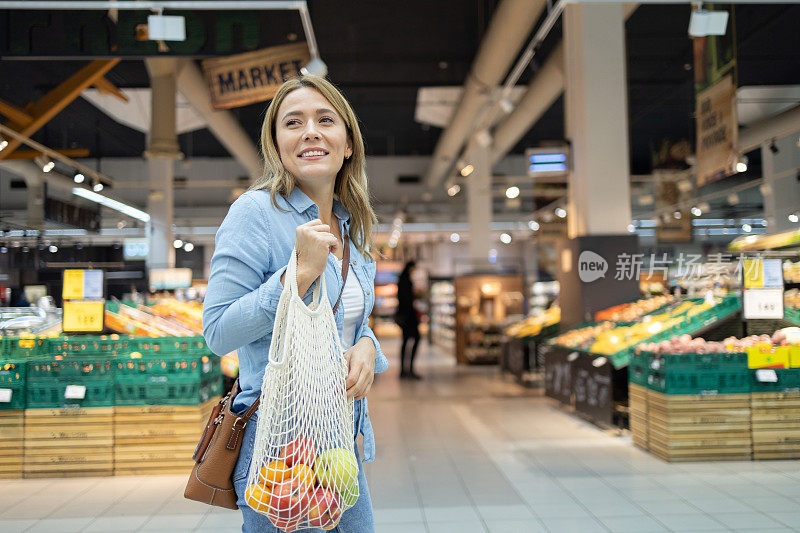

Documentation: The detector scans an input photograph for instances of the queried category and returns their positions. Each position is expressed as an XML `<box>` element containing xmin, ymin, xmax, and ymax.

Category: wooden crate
<box><xmin>629</xmin><ymin>383</ymin><xmax>648</xmax><ymax>450</ymax></box>
<box><xmin>23</xmin><ymin>407</ymin><xmax>114</xmax><ymax>478</ymax></box>
<box><xmin>112</xmin><ymin>398</ymin><xmax>217</xmax><ymax>475</ymax></box>
<box><xmin>750</xmin><ymin>392</ymin><xmax>800</xmax><ymax>460</ymax></box>
<box><xmin>0</xmin><ymin>410</ymin><xmax>24</xmax><ymax>479</ymax></box>
<box><xmin>645</xmin><ymin>390</ymin><xmax>752</xmax><ymax>462</ymax></box>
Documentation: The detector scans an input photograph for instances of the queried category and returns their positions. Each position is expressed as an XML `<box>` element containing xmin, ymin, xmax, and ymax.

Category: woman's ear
<box><xmin>345</xmin><ymin>137</ymin><xmax>353</xmax><ymax>159</ymax></box>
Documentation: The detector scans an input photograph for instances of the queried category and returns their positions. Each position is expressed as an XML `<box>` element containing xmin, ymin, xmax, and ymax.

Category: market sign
<box><xmin>63</xmin><ymin>269</ymin><xmax>104</xmax><ymax>300</ymax></box>
<box><xmin>149</xmin><ymin>268</ymin><xmax>193</xmax><ymax>290</ymax></box>
<box><xmin>695</xmin><ymin>74</ymin><xmax>738</xmax><ymax>187</ymax></box>
<box><xmin>742</xmin><ymin>258</ymin><xmax>784</xmax><ymax>320</ymax></box>
<box><xmin>202</xmin><ymin>43</ymin><xmax>310</xmax><ymax>109</ymax></box>
<box><xmin>63</xmin><ymin>300</ymin><xmax>105</xmax><ymax>333</ymax></box>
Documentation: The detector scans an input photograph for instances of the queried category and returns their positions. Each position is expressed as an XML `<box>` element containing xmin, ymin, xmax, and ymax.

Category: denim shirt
<box><xmin>203</xmin><ymin>187</ymin><xmax>389</xmax><ymax>462</ymax></box>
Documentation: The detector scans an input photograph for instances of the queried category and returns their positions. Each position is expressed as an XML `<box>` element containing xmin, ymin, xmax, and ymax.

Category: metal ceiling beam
<box><xmin>423</xmin><ymin>0</ymin><xmax>547</xmax><ymax>187</ymax></box>
<box><xmin>739</xmin><ymin>104</ymin><xmax>800</xmax><ymax>154</ymax></box>
<box><xmin>175</xmin><ymin>60</ymin><xmax>262</xmax><ymax>180</ymax></box>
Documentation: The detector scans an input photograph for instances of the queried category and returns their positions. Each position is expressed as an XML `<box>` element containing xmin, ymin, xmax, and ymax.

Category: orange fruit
<box><xmin>290</xmin><ymin>464</ymin><xmax>316</xmax><ymax>487</ymax></box>
<box><xmin>244</xmin><ymin>483</ymin><xmax>270</xmax><ymax>513</ymax></box>
<box><xmin>259</xmin><ymin>460</ymin><xmax>290</xmax><ymax>488</ymax></box>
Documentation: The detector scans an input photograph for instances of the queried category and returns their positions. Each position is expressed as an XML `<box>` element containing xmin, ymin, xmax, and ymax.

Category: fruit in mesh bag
<box><xmin>314</xmin><ymin>448</ymin><xmax>359</xmax><ymax>507</ymax></box>
<box><xmin>258</xmin><ymin>460</ymin><xmax>291</xmax><ymax>488</ymax></box>
<box><xmin>307</xmin><ymin>487</ymin><xmax>342</xmax><ymax>529</ymax></box>
<box><xmin>290</xmin><ymin>463</ymin><xmax>316</xmax><ymax>487</ymax></box>
<box><xmin>280</xmin><ymin>436</ymin><xmax>316</xmax><ymax>467</ymax></box>
<box><xmin>265</xmin><ymin>479</ymin><xmax>313</xmax><ymax>529</ymax></box>
<box><xmin>244</xmin><ymin>483</ymin><xmax>271</xmax><ymax>513</ymax></box>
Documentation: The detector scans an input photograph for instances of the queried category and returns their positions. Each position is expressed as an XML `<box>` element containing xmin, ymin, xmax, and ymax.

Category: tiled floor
<box><xmin>2</xmin><ymin>338</ymin><xmax>800</xmax><ymax>532</ymax></box>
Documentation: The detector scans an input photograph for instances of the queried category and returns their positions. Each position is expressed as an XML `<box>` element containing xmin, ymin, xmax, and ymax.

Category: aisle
<box><xmin>0</xmin><ymin>338</ymin><xmax>799</xmax><ymax>532</ymax></box>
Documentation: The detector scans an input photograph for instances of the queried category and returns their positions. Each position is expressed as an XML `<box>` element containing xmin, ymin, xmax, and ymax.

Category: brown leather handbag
<box><xmin>184</xmin><ymin>238</ymin><xmax>350</xmax><ymax>509</ymax></box>
<box><xmin>184</xmin><ymin>380</ymin><xmax>259</xmax><ymax>509</ymax></box>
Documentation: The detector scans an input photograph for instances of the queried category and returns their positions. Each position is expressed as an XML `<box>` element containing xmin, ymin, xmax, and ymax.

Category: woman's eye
<box><xmin>320</xmin><ymin>116</ymin><xmax>334</xmax><ymax>123</ymax></box>
<box><xmin>286</xmin><ymin>119</ymin><xmax>300</xmax><ymax>126</ymax></box>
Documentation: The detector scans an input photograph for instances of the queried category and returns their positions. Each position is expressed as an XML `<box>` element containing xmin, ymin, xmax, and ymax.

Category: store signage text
<box><xmin>578</xmin><ymin>251</ymin><xmax>608</xmax><ymax>283</ymax></box>
<box><xmin>202</xmin><ymin>43</ymin><xmax>310</xmax><ymax>109</ymax></box>
<box><xmin>695</xmin><ymin>74</ymin><xmax>738</xmax><ymax>187</ymax></box>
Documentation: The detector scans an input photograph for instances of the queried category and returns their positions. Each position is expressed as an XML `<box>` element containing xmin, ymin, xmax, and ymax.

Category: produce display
<box><xmin>245</xmin><ymin>438</ymin><xmax>358</xmax><ymax>531</ymax></box>
<box><xmin>149</xmin><ymin>299</ymin><xmax>203</xmax><ymax>333</ymax></box>
<box><xmin>594</xmin><ymin>295</ymin><xmax>673</xmax><ymax>322</ymax></box>
<box><xmin>550</xmin><ymin>322</ymin><xmax>615</xmax><ymax>350</ymax></box>
<box><xmin>786</xmin><ymin>288</ymin><xmax>800</xmax><ymax>310</ymax></box>
<box><xmin>105</xmin><ymin>301</ymin><xmax>199</xmax><ymax>337</ymax></box>
<box><xmin>784</xmin><ymin>260</ymin><xmax>800</xmax><ymax>283</ymax></box>
<box><xmin>504</xmin><ymin>306</ymin><xmax>560</xmax><ymax>338</ymax></box>
<box><xmin>638</xmin><ymin>329</ymin><xmax>800</xmax><ymax>355</ymax></box>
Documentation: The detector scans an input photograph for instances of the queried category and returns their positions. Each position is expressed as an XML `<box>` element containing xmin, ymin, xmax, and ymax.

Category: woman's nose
<box><xmin>303</xmin><ymin>124</ymin><xmax>321</xmax><ymax>140</ymax></box>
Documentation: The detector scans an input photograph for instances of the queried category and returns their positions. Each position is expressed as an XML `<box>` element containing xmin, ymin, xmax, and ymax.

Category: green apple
<box><xmin>314</xmin><ymin>448</ymin><xmax>359</xmax><ymax>507</ymax></box>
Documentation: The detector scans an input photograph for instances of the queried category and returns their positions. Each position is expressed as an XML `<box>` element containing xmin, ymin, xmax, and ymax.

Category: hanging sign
<box><xmin>63</xmin><ymin>269</ymin><xmax>104</xmax><ymax>300</ymax></box>
<box><xmin>695</xmin><ymin>74</ymin><xmax>738</xmax><ymax>186</ymax></box>
<box><xmin>63</xmin><ymin>300</ymin><xmax>105</xmax><ymax>333</ymax></box>
<box><xmin>202</xmin><ymin>42</ymin><xmax>310</xmax><ymax>109</ymax></box>
<box><xmin>743</xmin><ymin>258</ymin><xmax>784</xmax><ymax>319</ymax></box>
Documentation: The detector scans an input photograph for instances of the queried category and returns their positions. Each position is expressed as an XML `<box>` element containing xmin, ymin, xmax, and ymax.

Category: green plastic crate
<box><xmin>114</xmin><ymin>353</ymin><xmax>217</xmax><ymax>379</ymax></box>
<box><xmin>27</xmin><ymin>357</ymin><xmax>113</xmax><ymax>380</ymax></box>
<box><xmin>26</xmin><ymin>377</ymin><xmax>114</xmax><ymax>408</ymax></box>
<box><xmin>0</xmin><ymin>360</ymin><xmax>26</xmax><ymax>409</ymax></box>
<box><xmin>114</xmin><ymin>374</ymin><xmax>218</xmax><ymax>405</ymax></box>
<box><xmin>0</xmin><ymin>381</ymin><xmax>26</xmax><ymax>410</ymax></box>
<box><xmin>50</xmin><ymin>335</ymin><xmax>134</xmax><ymax>356</ymax></box>
<box><xmin>135</xmin><ymin>336</ymin><xmax>207</xmax><ymax>354</ymax></box>
<box><xmin>0</xmin><ymin>337</ymin><xmax>50</xmax><ymax>358</ymax></box>
<box><xmin>785</xmin><ymin>307</ymin><xmax>800</xmax><ymax>326</ymax></box>
<box><xmin>750</xmin><ymin>368</ymin><xmax>800</xmax><ymax>393</ymax></box>
<box><xmin>629</xmin><ymin>350</ymin><xmax>649</xmax><ymax>387</ymax></box>
<box><xmin>647</xmin><ymin>351</ymin><xmax>749</xmax><ymax>394</ymax></box>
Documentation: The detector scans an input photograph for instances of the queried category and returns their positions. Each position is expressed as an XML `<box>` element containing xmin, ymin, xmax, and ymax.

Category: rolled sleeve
<box><xmin>359</xmin><ymin>325</ymin><xmax>388</xmax><ymax>374</ymax></box>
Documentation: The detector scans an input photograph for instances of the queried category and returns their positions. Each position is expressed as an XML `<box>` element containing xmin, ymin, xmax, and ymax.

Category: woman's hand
<box><xmin>284</xmin><ymin>219</ymin><xmax>339</xmax><ymax>294</ymax></box>
<box><xmin>344</xmin><ymin>338</ymin><xmax>376</xmax><ymax>400</ymax></box>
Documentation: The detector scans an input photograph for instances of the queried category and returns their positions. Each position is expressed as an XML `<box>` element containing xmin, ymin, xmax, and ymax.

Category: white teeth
<box><xmin>300</xmin><ymin>150</ymin><xmax>326</xmax><ymax>157</ymax></box>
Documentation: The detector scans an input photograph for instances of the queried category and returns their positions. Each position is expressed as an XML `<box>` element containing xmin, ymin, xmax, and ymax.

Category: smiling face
<box><xmin>275</xmin><ymin>87</ymin><xmax>353</xmax><ymax>190</ymax></box>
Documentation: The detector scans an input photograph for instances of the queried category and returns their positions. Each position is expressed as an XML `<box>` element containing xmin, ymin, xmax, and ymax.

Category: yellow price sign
<box><xmin>63</xmin><ymin>270</ymin><xmax>85</xmax><ymax>300</ymax></box>
<box><xmin>63</xmin><ymin>300</ymin><xmax>105</xmax><ymax>333</ymax></box>
<box><xmin>743</xmin><ymin>259</ymin><xmax>763</xmax><ymax>289</ymax></box>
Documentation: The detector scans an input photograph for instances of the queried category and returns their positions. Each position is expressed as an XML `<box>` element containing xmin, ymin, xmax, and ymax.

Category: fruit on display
<box><xmin>314</xmin><ymin>448</ymin><xmax>359</xmax><ymax>507</ymax></box>
<box><xmin>280</xmin><ymin>436</ymin><xmax>316</xmax><ymax>467</ymax></box>
<box><xmin>551</xmin><ymin>322</ymin><xmax>615</xmax><ymax>350</ymax></box>
<box><xmin>784</xmin><ymin>261</ymin><xmax>800</xmax><ymax>283</ymax></box>
<box><xmin>594</xmin><ymin>295</ymin><xmax>673</xmax><ymax>322</ymax></box>
<box><xmin>637</xmin><ymin>328</ymin><xmax>800</xmax><ymax>355</ymax></box>
<box><xmin>149</xmin><ymin>298</ymin><xmax>204</xmax><ymax>333</ymax></box>
<box><xmin>307</xmin><ymin>487</ymin><xmax>342</xmax><ymax>529</ymax></box>
<box><xmin>786</xmin><ymin>289</ymin><xmax>800</xmax><ymax>310</ymax></box>
<box><xmin>504</xmin><ymin>306</ymin><xmax>560</xmax><ymax>338</ymax></box>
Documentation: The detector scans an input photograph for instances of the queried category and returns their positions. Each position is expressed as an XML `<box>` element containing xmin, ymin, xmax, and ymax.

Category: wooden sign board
<box><xmin>202</xmin><ymin>43</ymin><xmax>311</xmax><ymax>109</ymax></box>
<box><xmin>696</xmin><ymin>74</ymin><xmax>738</xmax><ymax>187</ymax></box>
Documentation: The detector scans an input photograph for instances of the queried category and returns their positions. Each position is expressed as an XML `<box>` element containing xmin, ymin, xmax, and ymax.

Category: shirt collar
<box><xmin>286</xmin><ymin>186</ymin><xmax>351</xmax><ymax>225</ymax></box>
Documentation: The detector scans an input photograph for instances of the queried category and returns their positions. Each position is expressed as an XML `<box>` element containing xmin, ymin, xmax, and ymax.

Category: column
<box><xmin>144</xmin><ymin>58</ymin><xmax>182</xmax><ymax>271</ymax></box>
<box><xmin>466</xmin><ymin>145</ymin><xmax>492</xmax><ymax>269</ymax></box>
<box><xmin>564</xmin><ymin>3</ymin><xmax>632</xmax><ymax>237</ymax></box>
<box><xmin>761</xmin><ymin>135</ymin><xmax>800</xmax><ymax>233</ymax></box>
<box><xmin>558</xmin><ymin>3</ymin><xmax>640</xmax><ymax>328</ymax></box>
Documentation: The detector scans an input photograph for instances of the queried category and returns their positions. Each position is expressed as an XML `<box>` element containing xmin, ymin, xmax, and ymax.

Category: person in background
<box><xmin>395</xmin><ymin>261</ymin><xmax>422</xmax><ymax>379</ymax></box>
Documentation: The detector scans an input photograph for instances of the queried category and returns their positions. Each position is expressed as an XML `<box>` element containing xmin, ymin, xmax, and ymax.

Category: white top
<box><xmin>335</xmin><ymin>257</ymin><xmax>365</xmax><ymax>350</ymax></box>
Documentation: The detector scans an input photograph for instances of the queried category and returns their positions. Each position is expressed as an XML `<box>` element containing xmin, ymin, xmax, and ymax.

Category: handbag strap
<box><xmin>331</xmin><ymin>232</ymin><xmax>350</xmax><ymax>314</ymax></box>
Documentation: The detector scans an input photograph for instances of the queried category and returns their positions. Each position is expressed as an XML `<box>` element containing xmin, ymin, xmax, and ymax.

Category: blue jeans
<box><xmin>232</xmin><ymin>400</ymin><xmax>375</xmax><ymax>533</ymax></box>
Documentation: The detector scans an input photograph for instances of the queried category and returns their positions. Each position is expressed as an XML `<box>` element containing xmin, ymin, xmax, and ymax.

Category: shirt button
<box><xmin>351</xmin><ymin>260</ymin><xmax>357</xmax><ymax>266</ymax></box>
<box><xmin>366</xmin><ymin>289</ymin><xmax>371</xmax><ymax>295</ymax></box>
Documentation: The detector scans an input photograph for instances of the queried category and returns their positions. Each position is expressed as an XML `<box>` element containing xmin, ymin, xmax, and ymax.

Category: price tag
<box><xmin>755</xmin><ymin>369</ymin><xmax>778</xmax><ymax>383</ymax></box>
<box><xmin>592</xmin><ymin>357</ymin><xmax>607</xmax><ymax>368</ymax></box>
<box><xmin>63</xmin><ymin>300</ymin><xmax>105</xmax><ymax>332</ymax></box>
<box><xmin>64</xmin><ymin>385</ymin><xmax>86</xmax><ymax>399</ymax></box>
<box><xmin>743</xmin><ymin>288</ymin><xmax>784</xmax><ymax>320</ymax></box>
<box><xmin>83</xmin><ymin>270</ymin><xmax>104</xmax><ymax>299</ymax></box>
<box><xmin>0</xmin><ymin>388</ymin><xmax>12</xmax><ymax>403</ymax></box>
<box><xmin>567</xmin><ymin>351</ymin><xmax>579</xmax><ymax>362</ymax></box>
<box><xmin>63</xmin><ymin>269</ymin><xmax>85</xmax><ymax>299</ymax></box>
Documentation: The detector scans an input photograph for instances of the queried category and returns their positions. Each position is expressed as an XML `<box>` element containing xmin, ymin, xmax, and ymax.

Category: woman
<box><xmin>395</xmin><ymin>261</ymin><xmax>421</xmax><ymax>379</ymax></box>
<box><xmin>203</xmin><ymin>75</ymin><xmax>388</xmax><ymax>532</ymax></box>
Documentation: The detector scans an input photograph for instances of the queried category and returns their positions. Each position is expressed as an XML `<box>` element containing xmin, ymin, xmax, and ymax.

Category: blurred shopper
<box><xmin>396</xmin><ymin>260</ymin><xmax>422</xmax><ymax>379</ymax></box>
<box><xmin>203</xmin><ymin>75</ymin><xmax>388</xmax><ymax>533</ymax></box>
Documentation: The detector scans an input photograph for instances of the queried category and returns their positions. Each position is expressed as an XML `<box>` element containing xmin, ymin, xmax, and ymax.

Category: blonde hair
<box><xmin>250</xmin><ymin>75</ymin><xmax>377</xmax><ymax>260</ymax></box>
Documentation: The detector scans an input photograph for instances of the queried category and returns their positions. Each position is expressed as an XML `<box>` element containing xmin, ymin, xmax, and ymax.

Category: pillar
<box><xmin>558</xmin><ymin>3</ymin><xmax>639</xmax><ymax>328</ymax></box>
<box><xmin>467</xmin><ymin>145</ymin><xmax>492</xmax><ymax>269</ymax></box>
<box><xmin>761</xmin><ymin>135</ymin><xmax>800</xmax><ymax>233</ymax></box>
<box><xmin>564</xmin><ymin>3</ymin><xmax>632</xmax><ymax>237</ymax></box>
<box><xmin>144</xmin><ymin>58</ymin><xmax>182</xmax><ymax>271</ymax></box>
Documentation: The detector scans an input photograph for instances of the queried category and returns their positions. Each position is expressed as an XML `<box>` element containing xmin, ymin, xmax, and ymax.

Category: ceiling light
<box><xmin>450</xmin><ymin>233</ymin><xmax>460</xmax><ymax>243</ymax></box>
<box><xmin>627</xmin><ymin>224</ymin><xmax>636</xmax><ymax>233</ymax></box>
<box><xmin>35</xmin><ymin>155</ymin><xmax>54</xmax><ymax>173</ymax></box>
<box><xmin>460</xmin><ymin>164</ymin><xmax>474</xmax><ymax>177</ymax></box>
<box><xmin>500</xmin><ymin>233</ymin><xmax>512</xmax><ymax>244</ymax></box>
<box><xmin>173</xmin><ymin>239</ymin><xmax>183</xmax><ymax>249</ymax></box>
<box><xmin>727</xmin><ymin>192</ymin><xmax>740</xmax><ymax>205</ymax></box>
<box><xmin>48</xmin><ymin>245</ymin><xmax>58</xmax><ymax>253</ymax></box>
<box><xmin>147</xmin><ymin>14</ymin><xmax>186</xmax><ymax>41</ymax></box>
<box><xmin>555</xmin><ymin>207</ymin><xmax>567</xmax><ymax>219</ymax></box>
<box><xmin>0</xmin><ymin>246</ymin><xmax>6</xmax><ymax>254</ymax></box>
<box><xmin>674</xmin><ymin>211</ymin><xmax>682</xmax><ymax>219</ymax></box>
<box><xmin>447</xmin><ymin>184</ymin><xmax>461</xmax><ymax>197</ymax></box>
<box><xmin>735</xmin><ymin>155</ymin><xmax>748</xmax><ymax>173</ymax></box>
<box><xmin>183</xmin><ymin>242</ymin><xmax>194</xmax><ymax>252</ymax></box>
<box><xmin>505</xmin><ymin>186</ymin><xmax>520</xmax><ymax>199</ymax></box>
<box><xmin>789</xmin><ymin>213</ymin><xmax>799</xmax><ymax>223</ymax></box>
<box><xmin>499</xmin><ymin>98</ymin><xmax>514</xmax><ymax>114</ymax></box>
<box><xmin>72</xmin><ymin>188</ymin><xmax>151</xmax><ymax>222</ymax></box>
<box><xmin>527</xmin><ymin>220</ymin><xmax>540</xmax><ymax>231</ymax></box>
<box><xmin>0</xmin><ymin>139</ymin><xmax>7</xmax><ymax>151</ymax></box>
<box><xmin>688</xmin><ymin>7</ymin><xmax>729</xmax><ymax>37</ymax></box>
<box><xmin>73</xmin><ymin>173</ymin><xmax>85</xmax><ymax>184</ymax></box>
<box><xmin>691</xmin><ymin>206</ymin><xmax>702</xmax><ymax>216</ymax></box>
<box><xmin>742</xmin><ymin>223</ymin><xmax>752</xmax><ymax>233</ymax></box>
<box><xmin>93</xmin><ymin>182</ymin><xmax>104</xmax><ymax>192</ymax></box>
<box><xmin>637</xmin><ymin>194</ymin><xmax>654</xmax><ymax>206</ymax></box>
<box><xmin>300</xmin><ymin>57</ymin><xmax>328</xmax><ymax>77</ymax></box>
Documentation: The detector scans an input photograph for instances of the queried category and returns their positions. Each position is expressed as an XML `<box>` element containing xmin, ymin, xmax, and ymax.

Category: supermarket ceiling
<box><xmin>0</xmin><ymin>2</ymin><xmax>799</xmax><ymax>176</ymax></box>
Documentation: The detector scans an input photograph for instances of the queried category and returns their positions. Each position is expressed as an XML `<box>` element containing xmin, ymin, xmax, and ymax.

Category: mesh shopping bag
<box><xmin>245</xmin><ymin>250</ymin><xmax>358</xmax><ymax>531</ymax></box>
